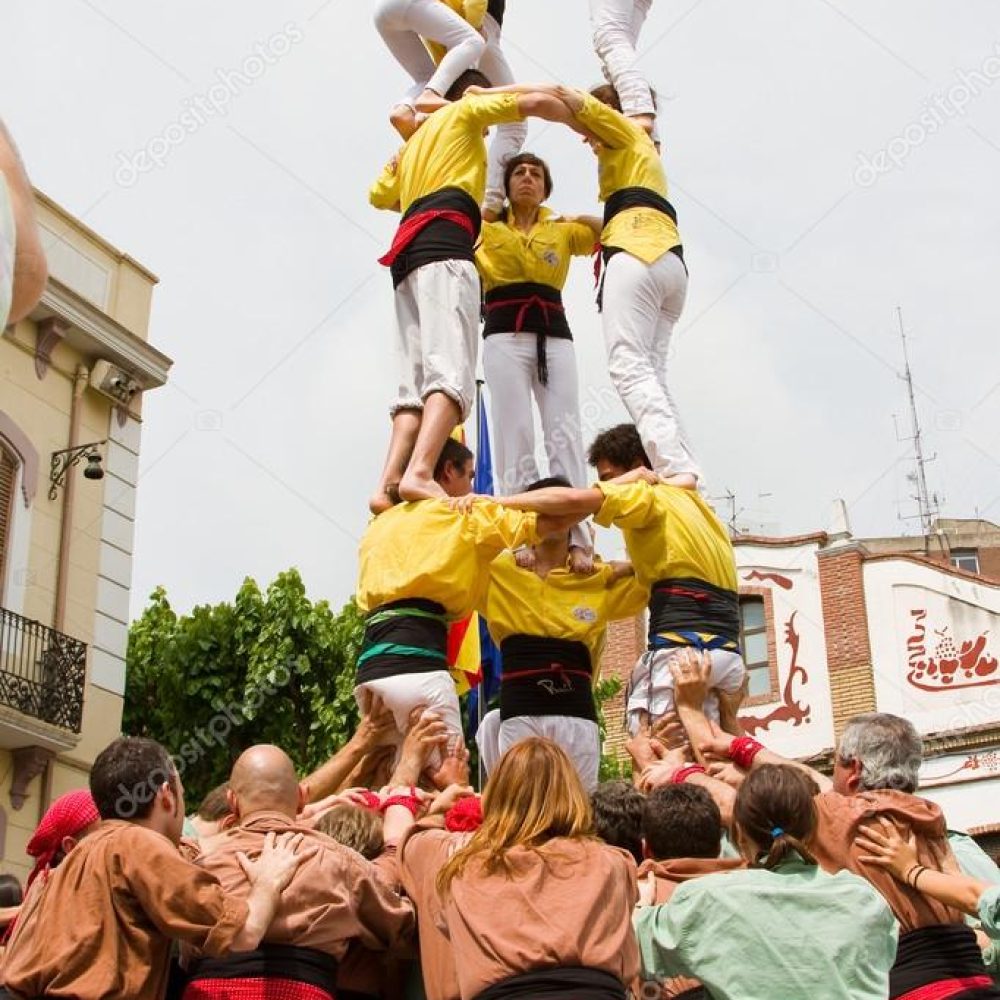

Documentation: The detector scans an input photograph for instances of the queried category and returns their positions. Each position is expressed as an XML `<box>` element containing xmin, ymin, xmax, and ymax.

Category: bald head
<box><xmin>228</xmin><ymin>745</ymin><xmax>302</xmax><ymax>818</ymax></box>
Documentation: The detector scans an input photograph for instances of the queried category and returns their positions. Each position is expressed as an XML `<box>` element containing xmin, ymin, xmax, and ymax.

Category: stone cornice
<box><xmin>34</xmin><ymin>278</ymin><xmax>172</xmax><ymax>388</ymax></box>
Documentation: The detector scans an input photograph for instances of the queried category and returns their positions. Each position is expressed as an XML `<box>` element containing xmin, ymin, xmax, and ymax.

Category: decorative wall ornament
<box><xmin>906</xmin><ymin>609</ymin><xmax>998</xmax><ymax>692</ymax></box>
<box><xmin>34</xmin><ymin>316</ymin><xmax>69</xmax><ymax>380</ymax></box>
<box><xmin>740</xmin><ymin>612</ymin><xmax>811</xmax><ymax>736</ymax></box>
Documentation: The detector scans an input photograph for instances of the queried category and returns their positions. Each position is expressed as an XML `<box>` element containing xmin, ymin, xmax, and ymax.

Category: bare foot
<box><xmin>568</xmin><ymin>546</ymin><xmax>594</xmax><ymax>575</ymax></box>
<box><xmin>398</xmin><ymin>471</ymin><xmax>447</xmax><ymax>502</ymax></box>
<box><xmin>660</xmin><ymin>473</ymin><xmax>698</xmax><ymax>490</ymax></box>
<box><xmin>389</xmin><ymin>104</ymin><xmax>417</xmax><ymax>140</ymax></box>
<box><xmin>414</xmin><ymin>89</ymin><xmax>449</xmax><ymax>114</ymax></box>
<box><xmin>628</xmin><ymin>112</ymin><xmax>656</xmax><ymax>135</ymax></box>
<box><xmin>369</xmin><ymin>483</ymin><xmax>402</xmax><ymax>515</ymax></box>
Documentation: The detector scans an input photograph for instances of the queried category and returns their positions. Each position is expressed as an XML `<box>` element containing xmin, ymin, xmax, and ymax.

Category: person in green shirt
<box><xmin>634</xmin><ymin>763</ymin><xmax>898</xmax><ymax>1000</ymax></box>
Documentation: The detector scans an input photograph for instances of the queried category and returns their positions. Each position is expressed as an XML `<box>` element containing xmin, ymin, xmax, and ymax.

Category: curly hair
<box><xmin>587</xmin><ymin>424</ymin><xmax>651</xmax><ymax>471</ymax></box>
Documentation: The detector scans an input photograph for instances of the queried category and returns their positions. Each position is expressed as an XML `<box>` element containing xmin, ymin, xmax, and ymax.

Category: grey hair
<box><xmin>837</xmin><ymin>713</ymin><xmax>923</xmax><ymax>793</ymax></box>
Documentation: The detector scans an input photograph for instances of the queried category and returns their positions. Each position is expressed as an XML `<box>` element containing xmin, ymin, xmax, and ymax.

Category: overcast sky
<box><xmin>5</xmin><ymin>1</ymin><xmax>1000</xmax><ymax>617</ymax></box>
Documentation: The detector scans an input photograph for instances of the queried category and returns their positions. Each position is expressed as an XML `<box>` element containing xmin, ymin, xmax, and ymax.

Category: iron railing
<box><xmin>0</xmin><ymin>606</ymin><xmax>87</xmax><ymax>733</ymax></box>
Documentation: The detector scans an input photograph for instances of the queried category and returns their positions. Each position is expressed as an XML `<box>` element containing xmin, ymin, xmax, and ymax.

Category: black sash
<box><xmin>648</xmin><ymin>577</ymin><xmax>740</xmax><ymax>648</ymax></box>
<box><xmin>483</xmin><ymin>281</ymin><xmax>570</xmax><ymax>385</ymax></box>
<box><xmin>390</xmin><ymin>187</ymin><xmax>481</xmax><ymax>288</ymax></box>
<box><xmin>474</xmin><ymin>966</ymin><xmax>625</xmax><ymax>1000</ymax></box>
<box><xmin>499</xmin><ymin>635</ymin><xmax>595</xmax><ymax>722</ymax></box>
<box><xmin>890</xmin><ymin>923</ymin><xmax>1000</xmax><ymax>999</ymax></box>
<box><xmin>185</xmin><ymin>944</ymin><xmax>338</xmax><ymax>995</ymax></box>
<box><xmin>356</xmin><ymin>598</ymin><xmax>448</xmax><ymax>684</ymax></box>
<box><xmin>487</xmin><ymin>0</ymin><xmax>505</xmax><ymax>26</ymax></box>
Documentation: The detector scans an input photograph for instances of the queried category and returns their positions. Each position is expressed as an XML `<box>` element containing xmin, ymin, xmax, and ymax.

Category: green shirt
<box><xmin>980</xmin><ymin>886</ymin><xmax>1000</xmax><ymax>940</ymax></box>
<box><xmin>634</xmin><ymin>857</ymin><xmax>898</xmax><ymax>1000</ymax></box>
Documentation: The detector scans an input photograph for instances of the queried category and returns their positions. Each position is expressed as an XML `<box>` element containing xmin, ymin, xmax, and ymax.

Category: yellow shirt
<box><xmin>594</xmin><ymin>482</ymin><xmax>736</xmax><ymax>591</ymax></box>
<box><xmin>357</xmin><ymin>499</ymin><xmax>540</xmax><ymax>620</ymax></box>
<box><xmin>574</xmin><ymin>93</ymin><xmax>681</xmax><ymax>264</ymax></box>
<box><xmin>479</xmin><ymin>553</ymin><xmax>649</xmax><ymax>670</ymax></box>
<box><xmin>475</xmin><ymin>207</ymin><xmax>596</xmax><ymax>293</ymax></box>
<box><xmin>425</xmin><ymin>0</ymin><xmax>487</xmax><ymax>64</ymax></box>
<box><xmin>369</xmin><ymin>94</ymin><xmax>524</xmax><ymax>214</ymax></box>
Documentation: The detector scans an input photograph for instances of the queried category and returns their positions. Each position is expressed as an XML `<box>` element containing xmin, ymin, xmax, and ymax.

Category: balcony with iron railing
<box><xmin>0</xmin><ymin>605</ymin><xmax>87</xmax><ymax>751</ymax></box>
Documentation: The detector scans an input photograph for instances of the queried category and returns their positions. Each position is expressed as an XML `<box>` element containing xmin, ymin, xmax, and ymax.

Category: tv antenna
<box><xmin>893</xmin><ymin>307</ymin><xmax>940</xmax><ymax>535</ymax></box>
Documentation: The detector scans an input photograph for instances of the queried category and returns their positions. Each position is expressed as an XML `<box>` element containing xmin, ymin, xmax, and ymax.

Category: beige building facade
<box><xmin>0</xmin><ymin>192</ymin><xmax>170</xmax><ymax>882</ymax></box>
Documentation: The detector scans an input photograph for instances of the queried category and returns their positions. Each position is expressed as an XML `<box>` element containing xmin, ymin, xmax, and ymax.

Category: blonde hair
<box><xmin>436</xmin><ymin>738</ymin><xmax>594</xmax><ymax>895</ymax></box>
<box><xmin>316</xmin><ymin>804</ymin><xmax>384</xmax><ymax>860</ymax></box>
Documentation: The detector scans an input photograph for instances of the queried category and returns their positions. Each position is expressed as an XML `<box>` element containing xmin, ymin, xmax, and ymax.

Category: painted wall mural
<box><xmin>906</xmin><ymin>609</ymin><xmax>998</xmax><ymax>692</ymax></box>
<box><xmin>740</xmin><ymin>611</ymin><xmax>811</xmax><ymax>736</ymax></box>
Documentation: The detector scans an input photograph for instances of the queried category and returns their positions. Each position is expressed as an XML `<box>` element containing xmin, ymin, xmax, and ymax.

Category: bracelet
<box><xmin>379</xmin><ymin>795</ymin><xmax>423</xmax><ymax>817</ymax></box>
<box><xmin>730</xmin><ymin>736</ymin><xmax>765</xmax><ymax>771</ymax></box>
<box><xmin>672</xmin><ymin>765</ymin><xmax>707</xmax><ymax>784</ymax></box>
<box><xmin>910</xmin><ymin>866</ymin><xmax>928</xmax><ymax>891</ymax></box>
<box><xmin>901</xmin><ymin>863</ymin><xmax>922</xmax><ymax>885</ymax></box>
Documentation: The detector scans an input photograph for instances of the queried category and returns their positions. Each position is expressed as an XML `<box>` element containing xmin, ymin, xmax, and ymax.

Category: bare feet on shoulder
<box><xmin>398</xmin><ymin>471</ymin><xmax>447</xmax><ymax>502</ymax></box>
<box><xmin>414</xmin><ymin>89</ymin><xmax>449</xmax><ymax>114</ymax></box>
<box><xmin>369</xmin><ymin>483</ymin><xmax>401</xmax><ymax>515</ymax></box>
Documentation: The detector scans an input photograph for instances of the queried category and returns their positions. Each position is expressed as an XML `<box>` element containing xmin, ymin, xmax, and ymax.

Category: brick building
<box><xmin>597</xmin><ymin>507</ymin><xmax>1000</xmax><ymax>854</ymax></box>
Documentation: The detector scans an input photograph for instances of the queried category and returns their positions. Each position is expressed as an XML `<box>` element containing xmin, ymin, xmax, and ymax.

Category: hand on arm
<box><xmin>389</xmin><ymin>710</ymin><xmax>450</xmax><ymax>787</ymax></box>
<box><xmin>427</xmin><ymin>783</ymin><xmax>476</xmax><ymax>817</ymax></box>
<box><xmin>856</xmin><ymin>819</ymin><xmax>991</xmax><ymax>917</ymax></box>
<box><xmin>231</xmin><ymin>832</ymin><xmax>312</xmax><ymax>951</ymax></box>
<box><xmin>498</xmin><ymin>485</ymin><xmax>604</xmax><ymax>517</ymax></box>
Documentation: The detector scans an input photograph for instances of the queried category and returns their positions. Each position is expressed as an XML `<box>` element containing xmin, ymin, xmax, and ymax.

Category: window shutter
<box><xmin>0</xmin><ymin>447</ymin><xmax>14</xmax><ymax>595</ymax></box>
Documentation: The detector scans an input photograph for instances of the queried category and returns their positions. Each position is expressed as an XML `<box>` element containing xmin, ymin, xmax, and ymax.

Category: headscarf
<box><xmin>25</xmin><ymin>789</ymin><xmax>100</xmax><ymax>887</ymax></box>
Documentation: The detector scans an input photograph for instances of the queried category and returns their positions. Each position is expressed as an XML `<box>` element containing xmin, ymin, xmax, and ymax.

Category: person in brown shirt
<box><xmin>185</xmin><ymin>744</ymin><xmax>415</xmax><ymax>999</ymax></box>
<box><xmin>673</xmin><ymin>653</ymin><xmax>998</xmax><ymax>1000</ymax></box>
<box><xmin>0</xmin><ymin>737</ymin><xmax>307</xmax><ymax>1000</ymax></box>
<box><xmin>406</xmin><ymin>737</ymin><xmax>639</xmax><ymax>1000</ymax></box>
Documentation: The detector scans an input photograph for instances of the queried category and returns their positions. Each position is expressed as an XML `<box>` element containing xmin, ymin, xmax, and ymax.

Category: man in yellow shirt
<box><xmin>356</xmin><ymin>440</ymin><xmax>582</xmax><ymax>766</ymax></box>
<box><xmin>561</xmin><ymin>83</ymin><xmax>698</xmax><ymax>488</ymax></box>
<box><xmin>473</xmin><ymin>477</ymin><xmax>647</xmax><ymax>790</ymax></box>
<box><xmin>476</xmin><ymin>152</ymin><xmax>600</xmax><ymax>567</ymax></box>
<box><xmin>368</xmin><ymin>74</ymin><xmax>591</xmax><ymax>516</ymax></box>
<box><xmin>482</xmin><ymin>424</ymin><xmax>745</xmax><ymax>737</ymax></box>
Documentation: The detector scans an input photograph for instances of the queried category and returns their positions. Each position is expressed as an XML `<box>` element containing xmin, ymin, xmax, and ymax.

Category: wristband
<box><xmin>671</xmin><ymin>765</ymin><xmax>707</xmax><ymax>784</ymax></box>
<box><xmin>380</xmin><ymin>795</ymin><xmax>423</xmax><ymax>817</ymax></box>
<box><xmin>730</xmin><ymin>736</ymin><xmax>765</xmax><ymax>771</ymax></box>
<box><xmin>356</xmin><ymin>790</ymin><xmax>382</xmax><ymax>812</ymax></box>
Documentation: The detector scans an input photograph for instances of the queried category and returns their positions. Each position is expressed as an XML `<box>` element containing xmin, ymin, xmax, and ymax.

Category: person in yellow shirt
<box><xmin>367</xmin><ymin>74</ymin><xmax>593</xmax><ymax>515</ymax></box>
<box><xmin>356</xmin><ymin>440</ymin><xmax>582</xmax><ymax>766</ymax></box>
<box><xmin>561</xmin><ymin>83</ymin><xmax>699</xmax><ymax>487</ymax></box>
<box><xmin>476</xmin><ymin>152</ymin><xmax>600</xmax><ymax>568</ymax></box>
<box><xmin>473</xmin><ymin>476</ymin><xmax>647</xmax><ymax>790</ymax></box>
<box><xmin>373</xmin><ymin>0</ymin><xmax>487</xmax><ymax>133</ymax></box>
<box><xmin>469</xmin><ymin>424</ymin><xmax>745</xmax><ymax>737</ymax></box>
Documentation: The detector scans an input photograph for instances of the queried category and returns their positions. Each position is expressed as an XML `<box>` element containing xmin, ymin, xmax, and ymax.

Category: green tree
<box><xmin>595</xmin><ymin>675</ymin><xmax>632</xmax><ymax>783</ymax></box>
<box><xmin>124</xmin><ymin>569</ymin><xmax>363</xmax><ymax>805</ymax></box>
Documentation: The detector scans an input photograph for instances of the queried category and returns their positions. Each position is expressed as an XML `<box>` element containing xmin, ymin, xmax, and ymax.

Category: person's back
<box><xmin>640</xmin><ymin>860</ymin><xmax>896</xmax><ymax>1000</ymax></box>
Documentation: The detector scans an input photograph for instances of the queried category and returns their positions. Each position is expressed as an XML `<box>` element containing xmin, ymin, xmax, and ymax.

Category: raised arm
<box><xmin>498</xmin><ymin>485</ymin><xmax>605</xmax><ymax>517</ymax></box>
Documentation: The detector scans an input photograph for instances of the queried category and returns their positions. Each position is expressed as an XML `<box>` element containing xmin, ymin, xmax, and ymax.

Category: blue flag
<box><xmin>467</xmin><ymin>388</ymin><xmax>503</xmax><ymax>740</ymax></box>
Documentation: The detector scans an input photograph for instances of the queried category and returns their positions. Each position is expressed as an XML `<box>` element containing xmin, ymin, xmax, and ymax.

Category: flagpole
<box><xmin>475</xmin><ymin>377</ymin><xmax>485</xmax><ymax>790</ymax></box>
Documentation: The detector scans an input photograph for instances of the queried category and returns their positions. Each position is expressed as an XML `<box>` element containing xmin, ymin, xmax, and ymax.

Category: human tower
<box><xmin>357</xmin><ymin>0</ymin><xmax>747</xmax><ymax>791</ymax></box>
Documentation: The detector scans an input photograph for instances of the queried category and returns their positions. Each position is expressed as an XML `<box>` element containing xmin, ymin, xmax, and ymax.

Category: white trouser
<box><xmin>625</xmin><ymin>647</ymin><xmax>746</xmax><ymax>736</ymax></box>
<box><xmin>601</xmin><ymin>250</ymin><xmax>699</xmax><ymax>479</ymax></box>
<box><xmin>476</xmin><ymin>708</ymin><xmax>601</xmax><ymax>791</ymax></box>
<box><xmin>479</xmin><ymin>14</ymin><xmax>528</xmax><ymax>214</ymax></box>
<box><xmin>483</xmin><ymin>332</ymin><xmax>590</xmax><ymax>551</ymax></box>
<box><xmin>0</xmin><ymin>176</ymin><xmax>14</xmax><ymax>331</ymax></box>
<box><xmin>393</xmin><ymin>259</ymin><xmax>479</xmax><ymax>420</ymax></box>
<box><xmin>374</xmin><ymin>0</ymin><xmax>486</xmax><ymax>107</ymax></box>
<box><xmin>355</xmin><ymin>671</ymin><xmax>464</xmax><ymax>768</ymax></box>
<box><xmin>590</xmin><ymin>0</ymin><xmax>655</xmax><ymax>119</ymax></box>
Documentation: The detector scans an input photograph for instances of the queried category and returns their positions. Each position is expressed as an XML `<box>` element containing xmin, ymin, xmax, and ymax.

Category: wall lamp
<box><xmin>49</xmin><ymin>441</ymin><xmax>106</xmax><ymax>501</ymax></box>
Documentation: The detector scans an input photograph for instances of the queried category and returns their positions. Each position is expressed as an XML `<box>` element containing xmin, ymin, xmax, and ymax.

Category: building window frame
<box><xmin>0</xmin><ymin>443</ymin><xmax>17</xmax><ymax>606</ymax></box>
<box><xmin>950</xmin><ymin>549</ymin><xmax>980</xmax><ymax>575</ymax></box>
<box><xmin>738</xmin><ymin>586</ymin><xmax>780</xmax><ymax>707</ymax></box>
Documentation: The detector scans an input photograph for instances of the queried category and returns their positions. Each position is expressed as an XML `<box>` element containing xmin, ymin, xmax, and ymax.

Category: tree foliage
<box><xmin>124</xmin><ymin>569</ymin><xmax>363</xmax><ymax>805</ymax></box>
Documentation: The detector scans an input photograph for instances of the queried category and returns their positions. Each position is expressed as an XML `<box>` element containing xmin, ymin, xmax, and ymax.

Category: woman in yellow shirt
<box><xmin>476</xmin><ymin>152</ymin><xmax>601</xmax><ymax>566</ymax></box>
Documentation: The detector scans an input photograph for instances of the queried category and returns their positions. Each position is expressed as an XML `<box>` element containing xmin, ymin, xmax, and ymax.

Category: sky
<box><xmin>4</xmin><ymin>0</ymin><xmax>1000</xmax><ymax>618</ymax></box>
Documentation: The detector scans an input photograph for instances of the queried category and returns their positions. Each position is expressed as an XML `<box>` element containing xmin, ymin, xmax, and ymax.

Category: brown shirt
<box><xmin>196</xmin><ymin>811</ymin><xmax>414</xmax><ymax>960</ymax></box>
<box><xmin>406</xmin><ymin>830</ymin><xmax>640</xmax><ymax>1000</ymax></box>
<box><xmin>1</xmin><ymin>820</ymin><xmax>247</xmax><ymax>999</ymax></box>
<box><xmin>637</xmin><ymin>856</ymin><xmax>745</xmax><ymax>905</ymax></box>
<box><xmin>813</xmin><ymin>788</ymin><xmax>965</xmax><ymax>931</ymax></box>
<box><xmin>399</xmin><ymin>818</ymin><xmax>473</xmax><ymax>1000</ymax></box>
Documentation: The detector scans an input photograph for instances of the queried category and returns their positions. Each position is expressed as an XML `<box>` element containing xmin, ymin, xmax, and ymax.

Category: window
<box><xmin>950</xmin><ymin>549</ymin><xmax>980</xmax><ymax>575</ymax></box>
<box><xmin>0</xmin><ymin>445</ymin><xmax>14</xmax><ymax>600</ymax></box>
<box><xmin>739</xmin><ymin>595</ymin><xmax>772</xmax><ymax>697</ymax></box>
